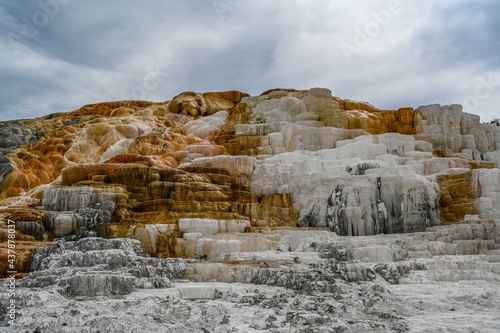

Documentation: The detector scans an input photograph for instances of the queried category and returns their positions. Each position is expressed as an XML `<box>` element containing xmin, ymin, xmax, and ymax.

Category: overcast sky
<box><xmin>1</xmin><ymin>0</ymin><xmax>499</xmax><ymax>121</ymax></box>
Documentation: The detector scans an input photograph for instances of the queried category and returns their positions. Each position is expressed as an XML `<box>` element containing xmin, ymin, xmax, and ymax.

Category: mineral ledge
<box><xmin>1</xmin><ymin>88</ymin><xmax>499</xmax><ymax>332</ymax></box>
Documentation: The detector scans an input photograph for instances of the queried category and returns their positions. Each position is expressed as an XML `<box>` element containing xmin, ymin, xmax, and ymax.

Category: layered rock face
<box><xmin>1</xmin><ymin>87</ymin><xmax>500</xmax><ymax>332</ymax></box>
<box><xmin>0</xmin><ymin>87</ymin><xmax>499</xmax><ymax>264</ymax></box>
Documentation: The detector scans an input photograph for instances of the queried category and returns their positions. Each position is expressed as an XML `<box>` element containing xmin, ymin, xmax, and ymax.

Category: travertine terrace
<box><xmin>1</xmin><ymin>88</ymin><xmax>499</xmax><ymax>332</ymax></box>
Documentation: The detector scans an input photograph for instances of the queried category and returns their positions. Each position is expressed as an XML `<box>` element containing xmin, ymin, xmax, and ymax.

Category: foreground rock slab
<box><xmin>1</xmin><ymin>224</ymin><xmax>499</xmax><ymax>332</ymax></box>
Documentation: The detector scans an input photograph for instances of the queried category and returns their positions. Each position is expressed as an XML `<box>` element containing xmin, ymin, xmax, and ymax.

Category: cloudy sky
<box><xmin>1</xmin><ymin>0</ymin><xmax>499</xmax><ymax>121</ymax></box>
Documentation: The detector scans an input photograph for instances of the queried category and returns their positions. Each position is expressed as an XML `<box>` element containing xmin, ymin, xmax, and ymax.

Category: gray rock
<box><xmin>317</xmin><ymin>241</ymin><xmax>352</xmax><ymax>261</ymax></box>
<box><xmin>42</xmin><ymin>186</ymin><xmax>116</xmax><ymax>212</ymax></box>
<box><xmin>62</xmin><ymin>274</ymin><xmax>135</xmax><ymax>297</ymax></box>
<box><xmin>326</xmin><ymin>175</ymin><xmax>440</xmax><ymax>236</ymax></box>
<box><xmin>0</xmin><ymin>120</ymin><xmax>52</xmax><ymax>193</ymax></box>
<box><xmin>24</xmin><ymin>237</ymin><xmax>185</xmax><ymax>297</ymax></box>
<box><xmin>347</xmin><ymin>162</ymin><xmax>381</xmax><ymax>175</ymax></box>
<box><xmin>15</xmin><ymin>221</ymin><xmax>45</xmax><ymax>240</ymax></box>
<box><xmin>41</xmin><ymin>186</ymin><xmax>116</xmax><ymax>239</ymax></box>
<box><xmin>297</xmin><ymin>203</ymin><xmax>321</xmax><ymax>227</ymax></box>
<box><xmin>373</xmin><ymin>263</ymin><xmax>411</xmax><ymax>284</ymax></box>
<box><xmin>0</xmin><ymin>155</ymin><xmax>13</xmax><ymax>193</ymax></box>
<box><xmin>30</xmin><ymin>237</ymin><xmax>145</xmax><ymax>271</ymax></box>
<box><xmin>250</xmin><ymin>262</ymin><xmax>376</xmax><ymax>293</ymax></box>
<box><xmin>43</xmin><ymin>212</ymin><xmax>80</xmax><ymax>238</ymax></box>
<box><xmin>0</xmin><ymin>121</ymin><xmax>45</xmax><ymax>152</ymax></box>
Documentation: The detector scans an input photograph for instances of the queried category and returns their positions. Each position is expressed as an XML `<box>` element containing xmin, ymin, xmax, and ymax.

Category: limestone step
<box><xmin>407</xmin><ymin>250</ymin><xmax>432</xmax><ymax>258</ymax></box>
<box><xmin>488</xmin><ymin>249</ymin><xmax>500</xmax><ymax>256</ymax></box>
<box><xmin>209</xmin><ymin>250</ymin><xmax>323</xmax><ymax>264</ymax></box>
<box><xmin>400</xmin><ymin>269</ymin><xmax>500</xmax><ymax>283</ymax></box>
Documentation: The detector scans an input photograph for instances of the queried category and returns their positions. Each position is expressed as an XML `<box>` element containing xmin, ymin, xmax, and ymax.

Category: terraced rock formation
<box><xmin>1</xmin><ymin>217</ymin><xmax>499</xmax><ymax>332</ymax></box>
<box><xmin>0</xmin><ymin>87</ymin><xmax>499</xmax><ymax>332</ymax></box>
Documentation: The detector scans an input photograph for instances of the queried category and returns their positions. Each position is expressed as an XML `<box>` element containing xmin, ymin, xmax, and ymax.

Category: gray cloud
<box><xmin>0</xmin><ymin>0</ymin><xmax>498</xmax><ymax>121</ymax></box>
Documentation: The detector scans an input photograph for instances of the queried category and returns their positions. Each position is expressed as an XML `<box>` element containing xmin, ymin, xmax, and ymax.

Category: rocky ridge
<box><xmin>0</xmin><ymin>87</ymin><xmax>499</xmax><ymax>332</ymax></box>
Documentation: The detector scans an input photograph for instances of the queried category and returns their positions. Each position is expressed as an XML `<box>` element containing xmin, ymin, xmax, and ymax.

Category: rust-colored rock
<box><xmin>436</xmin><ymin>169</ymin><xmax>479</xmax><ymax>224</ymax></box>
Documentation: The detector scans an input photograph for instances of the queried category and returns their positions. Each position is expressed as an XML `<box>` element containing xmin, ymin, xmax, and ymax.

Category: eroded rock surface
<box><xmin>1</xmin><ymin>87</ymin><xmax>500</xmax><ymax>331</ymax></box>
<box><xmin>1</xmin><ymin>217</ymin><xmax>499</xmax><ymax>332</ymax></box>
<box><xmin>24</xmin><ymin>237</ymin><xmax>185</xmax><ymax>297</ymax></box>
